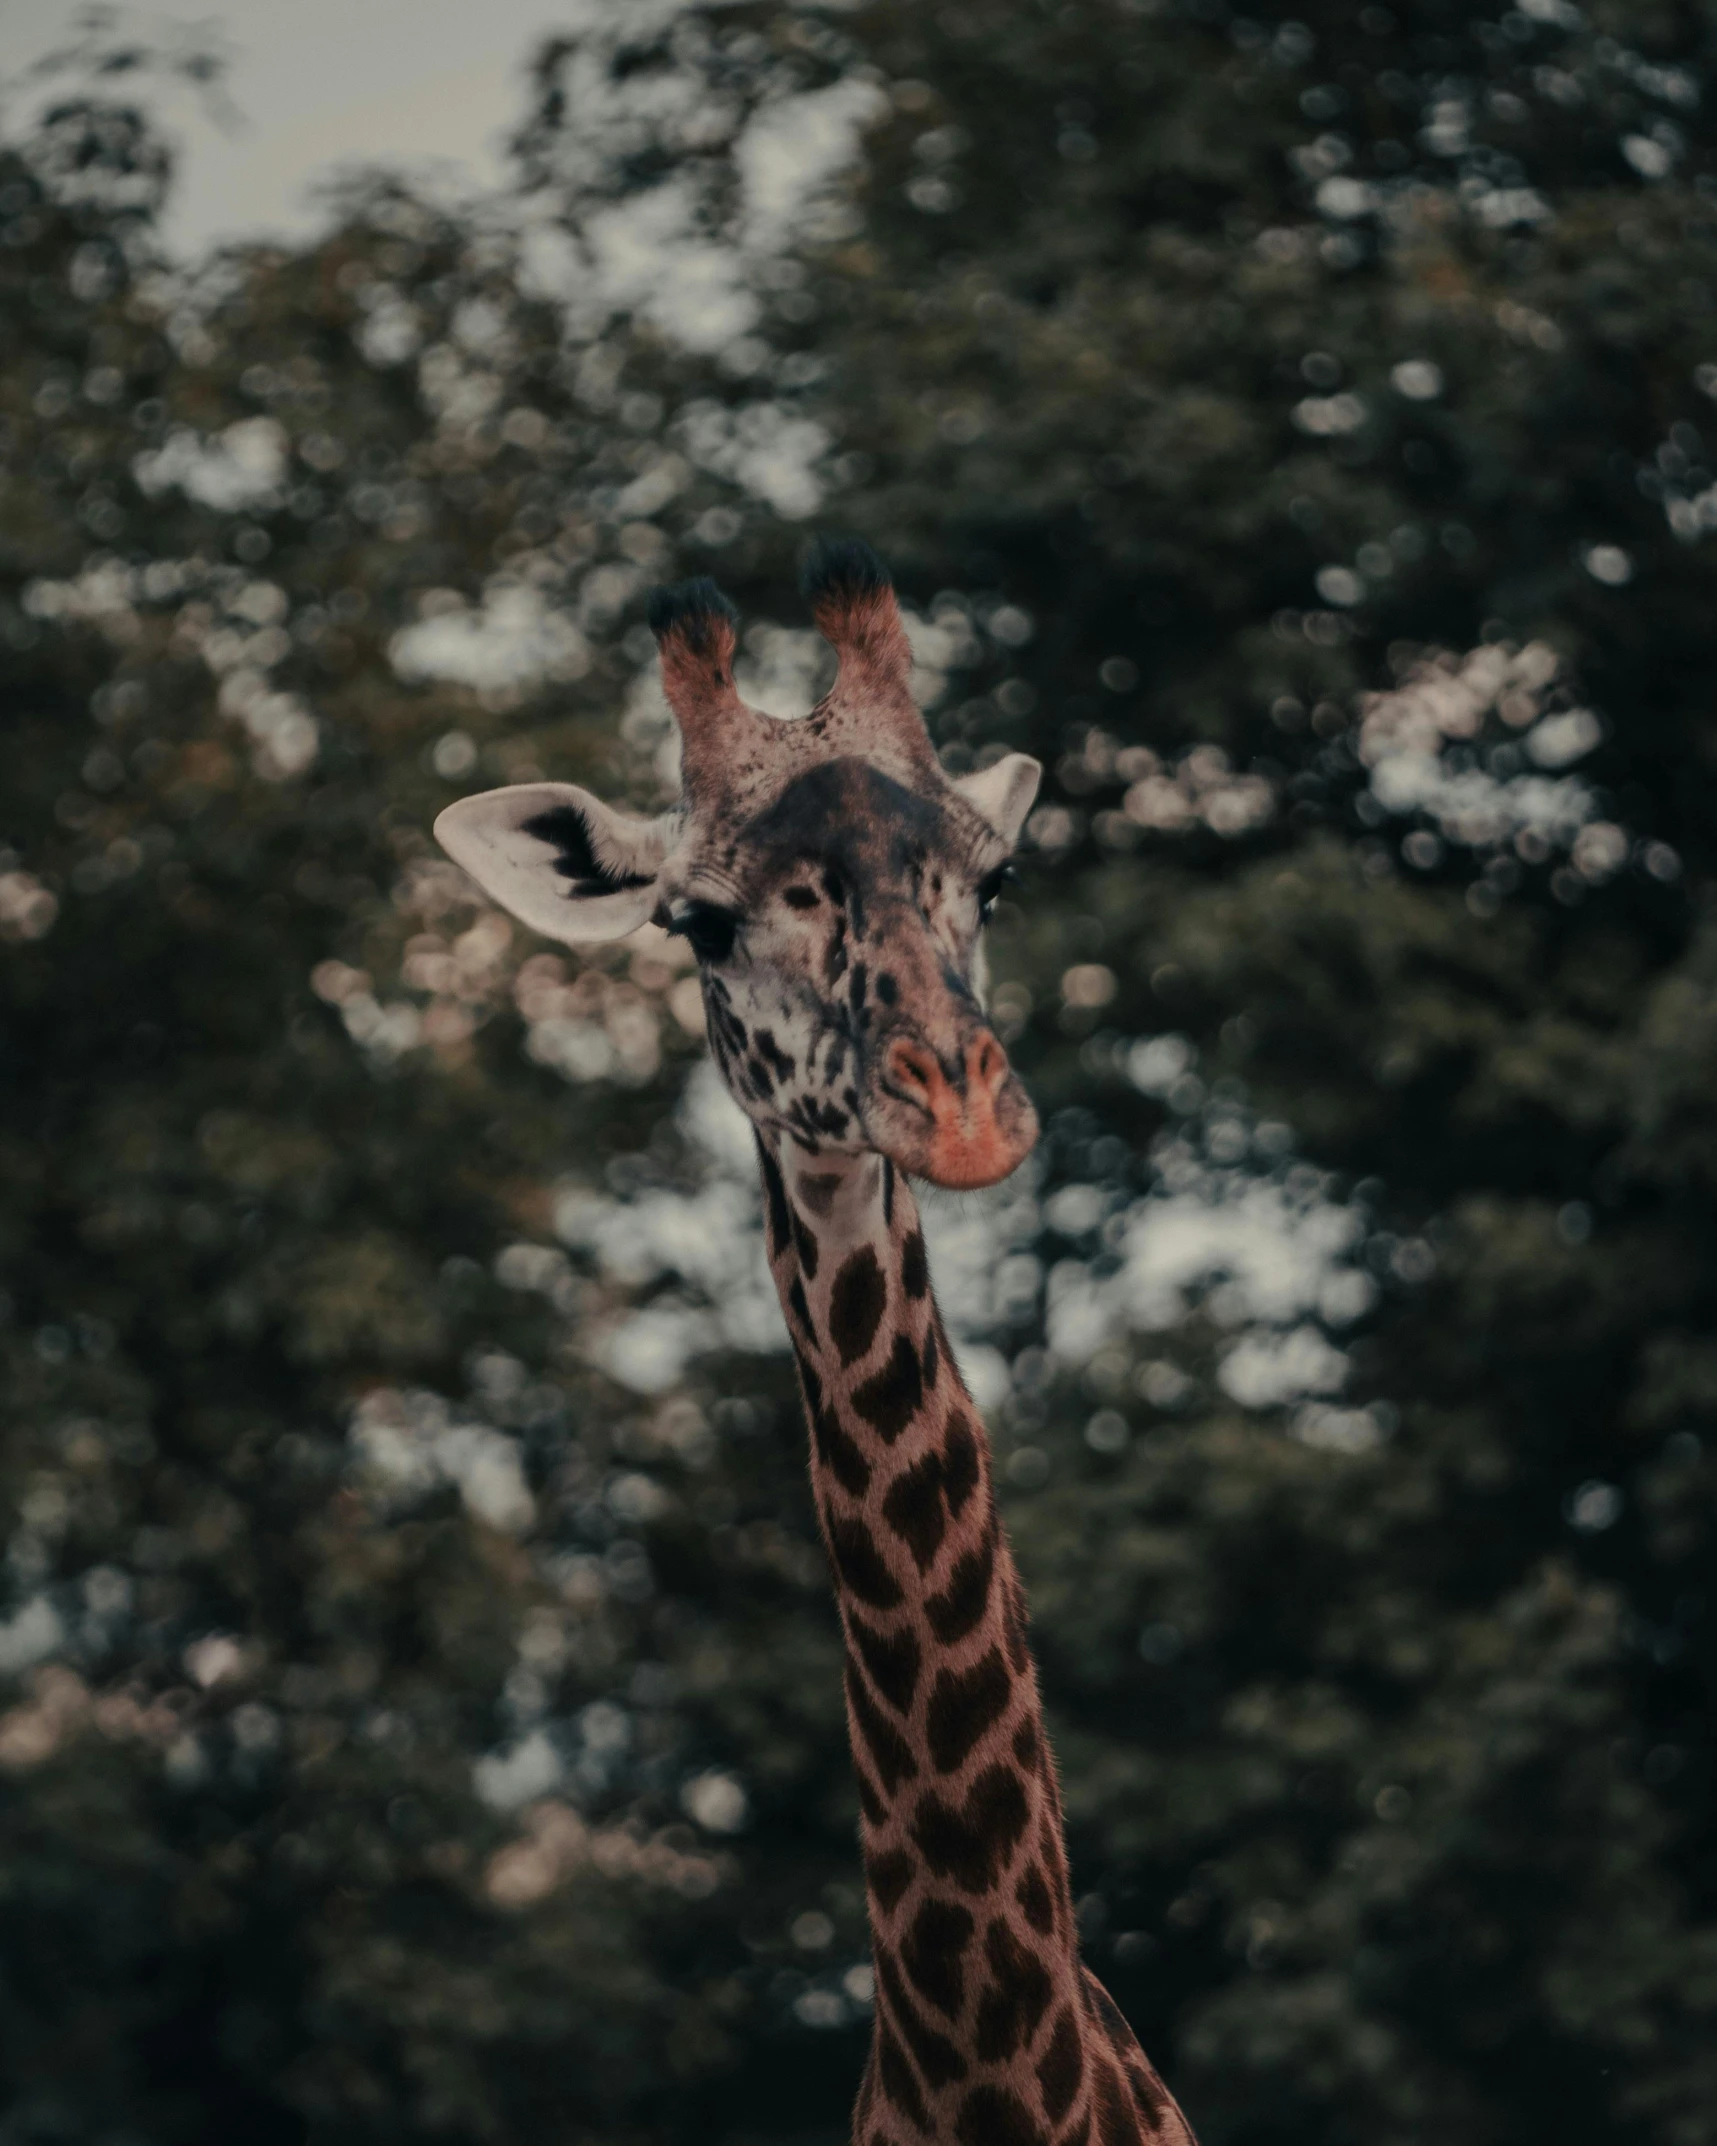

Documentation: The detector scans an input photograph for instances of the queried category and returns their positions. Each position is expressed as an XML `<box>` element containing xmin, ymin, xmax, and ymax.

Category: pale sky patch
<box><xmin>0</xmin><ymin>0</ymin><xmax>603</xmax><ymax>257</ymax></box>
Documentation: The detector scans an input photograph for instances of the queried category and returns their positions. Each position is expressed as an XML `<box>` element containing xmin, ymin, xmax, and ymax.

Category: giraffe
<box><xmin>434</xmin><ymin>539</ymin><xmax>1197</xmax><ymax>2146</ymax></box>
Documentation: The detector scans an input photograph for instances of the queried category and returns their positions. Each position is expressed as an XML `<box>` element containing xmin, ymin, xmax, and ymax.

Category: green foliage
<box><xmin>2</xmin><ymin>5</ymin><xmax>1716</xmax><ymax>2144</ymax></box>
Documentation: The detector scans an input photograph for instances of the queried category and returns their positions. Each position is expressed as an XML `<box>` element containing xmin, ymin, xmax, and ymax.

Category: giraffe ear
<box><xmin>434</xmin><ymin>783</ymin><xmax>679</xmax><ymax>944</ymax></box>
<box><xmin>951</xmin><ymin>754</ymin><xmax>1041</xmax><ymax>845</ymax></box>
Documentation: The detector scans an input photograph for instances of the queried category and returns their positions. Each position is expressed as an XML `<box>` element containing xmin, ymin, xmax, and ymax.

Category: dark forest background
<box><xmin>2</xmin><ymin>3</ymin><xmax>1715</xmax><ymax>2142</ymax></box>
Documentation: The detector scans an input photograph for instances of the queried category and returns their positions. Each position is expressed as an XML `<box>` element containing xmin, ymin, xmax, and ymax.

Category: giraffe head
<box><xmin>435</xmin><ymin>540</ymin><xmax>1041</xmax><ymax>1188</ymax></box>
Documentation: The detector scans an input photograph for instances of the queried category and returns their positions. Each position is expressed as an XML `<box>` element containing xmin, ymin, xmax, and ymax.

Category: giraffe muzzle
<box><xmin>877</xmin><ymin>1028</ymin><xmax>1039</xmax><ymax>1189</ymax></box>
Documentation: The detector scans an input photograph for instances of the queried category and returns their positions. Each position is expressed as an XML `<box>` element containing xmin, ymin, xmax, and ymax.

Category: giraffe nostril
<box><xmin>970</xmin><ymin>1031</ymin><xmax>1009</xmax><ymax>1099</ymax></box>
<box><xmin>884</xmin><ymin>1037</ymin><xmax>940</xmax><ymax>1101</ymax></box>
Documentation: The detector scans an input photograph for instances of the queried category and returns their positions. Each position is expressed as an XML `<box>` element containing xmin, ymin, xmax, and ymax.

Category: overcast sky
<box><xmin>0</xmin><ymin>1</ymin><xmax>598</xmax><ymax>258</ymax></box>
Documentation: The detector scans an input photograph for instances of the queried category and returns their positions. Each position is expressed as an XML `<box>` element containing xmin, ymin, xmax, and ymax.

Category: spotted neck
<box><xmin>754</xmin><ymin>1134</ymin><xmax>1195</xmax><ymax>2146</ymax></box>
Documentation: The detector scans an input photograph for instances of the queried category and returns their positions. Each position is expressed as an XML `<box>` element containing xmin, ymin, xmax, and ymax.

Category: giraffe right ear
<box><xmin>951</xmin><ymin>753</ymin><xmax>1042</xmax><ymax>845</ymax></box>
<box><xmin>434</xmin><ymin>783</ymin><xmax>679</xmax><ymax>944</ymax></box>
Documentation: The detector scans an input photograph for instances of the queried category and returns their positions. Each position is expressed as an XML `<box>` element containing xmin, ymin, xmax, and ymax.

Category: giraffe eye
<box><xmin>975</xmin><ymin>863</ymin><xmax>1016</xmax><ymax>923</ymax></box>
<box><xmin>665</xmin><ymin>899</ymin><xmax>739</xmax><ymax>964</ymax></box>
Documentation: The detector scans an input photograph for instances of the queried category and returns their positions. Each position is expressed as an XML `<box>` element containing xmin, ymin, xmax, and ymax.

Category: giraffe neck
<box><xmin>753</xmin><ymin>1134</ymin><xmax>1194</xmax><ymax>2146</ymax></box>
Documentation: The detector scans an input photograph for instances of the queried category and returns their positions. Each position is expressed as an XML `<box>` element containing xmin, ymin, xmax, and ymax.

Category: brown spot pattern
<box><xmin>911</xmin><ymin>1764</ymin><xmax>1030</xmax><ymax>1894</ymax></box>
<box><xmin>824</xmin><ymin>1508</ymin><xmax>903</xmax><ymax>1610</ymax></box>
<box><xmin>854</xmin><ymin>1761</ymin><xmax>888</xmax><ymax>1829</ymax></box>
<box><xmin>866</xmin><ymin>1846</ymin><xmax>916</xmax><ymax>1916</ymax></box>
<box><xmin>846</xmin><ymin>1658</ymin><xmax>919</xmax><ymax>1795</ymax></box>
<box><xmin>974</xmin><ymin>1915</ymin><xmax>1053</xmax><ymax>2062</ymax></box>
<box><xmin>830</xmin><ymin>1245</ymin><xmax>887</xmax><ymax>1365</ymax></box>
<box><xmin>926</xmin><ymin>1532</ymin><xmax>995</xmax><ymax>1646</ymax></box>
<box><xmin>853</xmin><ymin>1334</ymin><xmax>925</xmax><ymax>1441</ymax></box>
<box><xmin>954</xmin><ymin>2084</ymin><xmax>1049</xmax><ymax>2146</ymax></box>
<box><xmin>814</xmin><ymin>1407</ymin><xmax>873</xmax><ymax>1497</ymax></box>
<box><xmin>1095</xmin><ymin>2064</ymin><xmax>1135</xmax><ymax>2146</ymax></box>
<box><xmin>942</xmin><ymin>1414</ymin><xmax>981</xmax><ymax>1516</ymax></box>
<box><xmin>876</xmin><ymin>1953</ymin><xmax>968</xmax><ymax>2089</ymax></box>
<box><xmin>877</xmin><ymin>2023</ymin><xmax>929</xmax><ymax>2134</ymax></box>
<box><xmin>901</xmin><ymin>1894</ymin><xmax>975</xmax><ymax>2020</ymax></box>
<box><xmin>1037</xmin><ymin>2006</ymin><xmax>1085</xmax><ymax>2125</ymax></box>
<box><xmin>1127</xmin><ymin>2063</ymin><xmax>1171</xmax><ymax>2131</ymax></box>
<box><xmin>930</xmin><ymin>1301</ymin><xmax>959</xmax><ymax>1386</ymax></box>
<box><xmin>882</xmin><ymin>1452</ymin><xmax>947</xmax><ymax>1571</ymax></box>
<box><xmin>787</xmin><ymin>1274</ymin><xmax>815</xmax><ymax>1342</ymax></box>
<box><xmin>1016</xmin><ymin>1862</ymin><xmax>1056</xmax><ymax>1936</ymax></box>
<box><xmin>926</xmin><ymin>1647</ymin><xmax>1014</xmax><ymax>1775</ymax></box>
<box><xmin>756</xmin><ymin>1137</ymin><xmax>791</xmax><ymax>1259</ymax></box>
<box><xmin>849</xmin><ymin>1612</ymin><xmax>922</xmax><ymax>1714</ymax></box>
<box><xmin>797</xmin><ymin>1169</ymin><xmax>843</xmax><ymax>1216</ymax></box>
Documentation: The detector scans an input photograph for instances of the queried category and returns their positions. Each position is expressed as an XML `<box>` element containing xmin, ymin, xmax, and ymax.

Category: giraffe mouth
<box><xmin>871</xmin><ymin>1028</ymin><xmax>1039</xmax><ymax>1189</ymax></box>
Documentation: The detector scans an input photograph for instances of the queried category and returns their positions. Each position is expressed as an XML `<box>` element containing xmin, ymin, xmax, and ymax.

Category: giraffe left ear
<box><xmin>434</xmin><ymin>782</ymin><xmax>679</xmax><ymax>944</ymax></box>
<box><xmin>951</xmin><ymin>753</ymin><xmax>1042</xmax><ymax>845</ymax></box>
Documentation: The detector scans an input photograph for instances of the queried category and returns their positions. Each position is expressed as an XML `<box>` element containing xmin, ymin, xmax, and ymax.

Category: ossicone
<box><xmin>800</xmin><ymin>532</ymin><xmax>912</xmax><ymax>694</ymax></box>
<box><xmin>647</xmin><ymin>576</ymin><xmax>739</xmax><ymax>670</ymax></box>
<box><xmin>648</xmin><ymin>575</ymin><xmax>745</xmax><ymax>758</ymax></box>
<box><xmin>800</xmin><ymin>534</ymin><xmax>892</xmax><ymax>610</ymax></box>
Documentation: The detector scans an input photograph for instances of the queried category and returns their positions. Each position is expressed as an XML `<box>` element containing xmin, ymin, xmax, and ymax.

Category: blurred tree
<box><xmin>517</xmin><ymin>3</ymin><xmax>1717</xmax><ymax>2140</ymax></box>
<box><xmin>0</xmin><ymin>49</ymin><xmax>860</xmax><ymax>2146</ymax></box>
<box><xmin>2</xmin><ymin>3</ymin><xmax>1716</xmax><ymax>2145</ymax></box>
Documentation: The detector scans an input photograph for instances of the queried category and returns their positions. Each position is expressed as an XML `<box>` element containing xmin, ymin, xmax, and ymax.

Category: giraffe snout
<box><xmin>878</xmin><ymin>1027</ymin><xmax>1037</xmax><ymax>1189</ymax></box>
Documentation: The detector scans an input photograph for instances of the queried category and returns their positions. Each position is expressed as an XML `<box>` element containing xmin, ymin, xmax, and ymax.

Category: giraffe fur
<box><xmin>434</xmin><ymin>538</ymin><xmax>1197</xmax><ymax>2144</ymax></box>
<box><xmin>769</xmin><ymin>1140</ymin><xmax>1194</xmax><ymax>2146</ymax></box>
